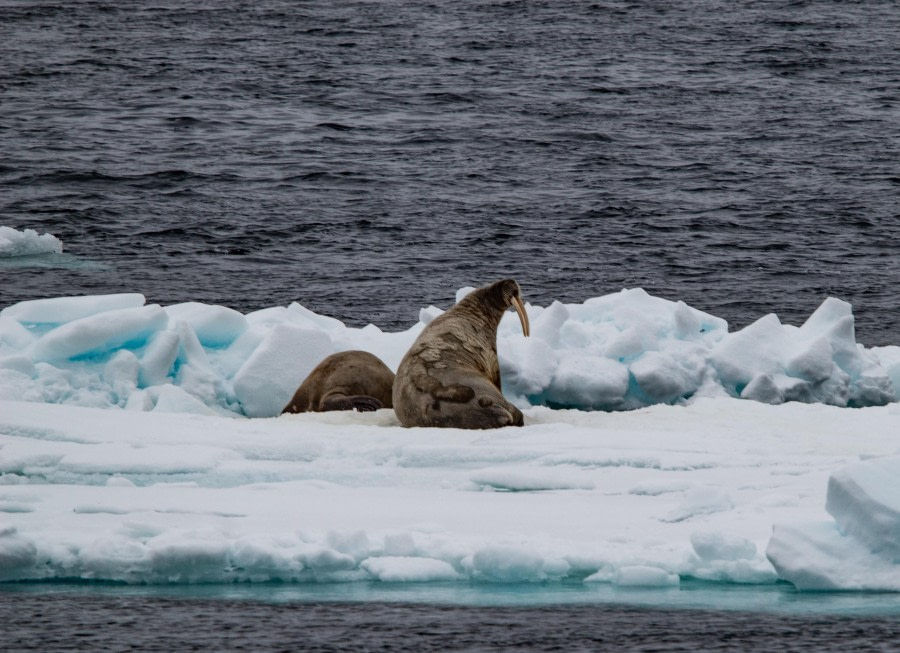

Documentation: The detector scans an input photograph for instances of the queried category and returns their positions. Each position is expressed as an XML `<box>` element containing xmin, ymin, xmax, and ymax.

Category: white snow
<box><xmin>0</xmin><ymin>227</ymin><xmax>63</xmax><ymax>258</ymax></box>
<box><xmin>1</xmin><ymin>286</ymin><xmax>900</xmax><ymax>592</ymax></box>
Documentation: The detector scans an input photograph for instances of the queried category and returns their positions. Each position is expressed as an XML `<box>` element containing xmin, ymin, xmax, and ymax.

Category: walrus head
<box><xmin>488</xmin><ymin>279</ymin><xmax>530</xmax><ymax>337</ymax></box>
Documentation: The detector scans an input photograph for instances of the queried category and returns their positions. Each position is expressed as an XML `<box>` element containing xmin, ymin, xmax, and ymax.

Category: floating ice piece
<box><xmin>0</xmin><ymin>226</ymin><xmax>63</xmax><ymax>258</ymax></box>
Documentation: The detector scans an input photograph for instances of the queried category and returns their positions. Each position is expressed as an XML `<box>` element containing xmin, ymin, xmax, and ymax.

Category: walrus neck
<box><xmin>453</xmin><ymin>294</ymin><xmax>506</xmax><ymax>333</ymax></box>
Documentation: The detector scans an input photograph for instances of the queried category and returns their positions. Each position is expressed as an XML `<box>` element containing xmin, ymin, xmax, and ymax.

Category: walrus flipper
<box><xmin>319</xmin><ymin>394</ymin><xmax>384</xmax><ymax>412</ymax></box>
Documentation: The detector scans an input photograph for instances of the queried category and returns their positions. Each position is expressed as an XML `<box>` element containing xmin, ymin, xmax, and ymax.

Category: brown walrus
<box><xmin>392</xmin><ymin>279</ymin><xmax>530</xmax><ymax>429</ymax></box>
<box><xmin>281</xmin><ymin>350</ymin><xmax>395</xmax><ymax>414</ymax></box>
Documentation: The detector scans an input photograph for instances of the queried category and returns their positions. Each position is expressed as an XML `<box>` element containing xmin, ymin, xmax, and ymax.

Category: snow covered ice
<box><xmin>1</xmin><ymin>285</ymin><xmax>900</xmax><ymax>593</ymax></box>
<box><xmin>0</xmin><ymin>226</ymin><xmax>63</xmax><ymax>259</ymax></box>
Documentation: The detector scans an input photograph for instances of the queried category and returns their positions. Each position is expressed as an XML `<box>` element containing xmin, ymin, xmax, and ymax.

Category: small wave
<box><xmin>0</xmin><ymin>226</ymin><xmax>63</xmax><ymax>258</ymax></box>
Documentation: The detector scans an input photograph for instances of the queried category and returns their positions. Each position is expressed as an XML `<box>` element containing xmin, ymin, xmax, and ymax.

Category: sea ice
<box><xmin>0</xmin><ymin>226</ymin><xmax>63</xmax><ymax>258</ymax></box>
<box><xmin>2</xmin><ymin>285</ymin><xmax>900</xmax><ymax>592</ymax></box>
<box><xmin>0</xmin><ymin>396</ymin><xmax>898</xmax><ymax>591</ymax></box>
<box><xmin>0</xmin><ymin>286</ymin><xmax>897</xmax><ymax>415</ymax></box>
<box><xmin>767</xmin><ymin>453</ymin><xmax>900</xmax><ymax>591</ymax></box>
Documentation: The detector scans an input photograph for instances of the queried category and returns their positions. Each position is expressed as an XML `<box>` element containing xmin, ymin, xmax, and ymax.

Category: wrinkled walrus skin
<box><xmin>281</xmin><ymin>350</ymin><xmax>395</xmax><ymax>414</ymax></box>
<box><xmin>392</xmin><ymin>279</ymin><xmax>530</xmax><ymax>429</ymax></box>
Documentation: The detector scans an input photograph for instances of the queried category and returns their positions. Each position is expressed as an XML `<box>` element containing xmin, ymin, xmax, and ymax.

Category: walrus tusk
<box><xmin>512</xmin><ymin>296</ymin><xmax>530</xmax><ymax>337</ymax></box>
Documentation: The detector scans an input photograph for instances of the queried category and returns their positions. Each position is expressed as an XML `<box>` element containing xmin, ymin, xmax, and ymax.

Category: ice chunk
<box><xmin>740</xmin><ymin>373</ymin><xmax>812</xmax><ymax>405</ymax></box>
<box><xmin>498</xmin><ymin>336</ymin><xmax>558</xmax><ymax>399</ymax></box>
<box><xmin>0</xmin><ymin>354</ymin><xmax>35</xmax><ymax>377</ymax></box>
<box><xmin>455</xmin><ymin>286</ymin><xmax>476</xmax><ymax>303</ymax></box>
<box><xmin>233</xmin><ymin>324</ymin><xmax>334</xmax><ymax>417</ymax></box>
<box><xmin>766</xmin><ymin>521</ymin><xmax>900</xmax><ymax>591</ymax></box>
<box><xmin>785</xmin><ymin>337</ymin><xmax>834</xmax><ymax>383</ymax></box>
<box><xmin>531</xmin><ymin>300</ymin><xmax>569</xmax><ymax>346</ymax></box>
<box><xmin>545</xmin><ymin>354</ymin><xmax>629</xmax><ymax>409</ymax></box>
<box><xmin>138</xmin><ymin>330</ymin><xmax>180</xmax><ymax>387</ymax></box>
<box><xmin>0</xmin><ymin>226</ymin><xmax>63</xmax><ymax>257</ymax></box>
<box><xmin>826</xmin><ymin>456</ymin><xmax>900</xmax><ymax>560</ymax></box>
<box><xmin>29</xmin><ymin>305</ymin><xmax>168</xmax><ymax>362</ymax></box>
<box><xmin>800</xmin><ymin>297</ymin><xmax>854</xmax><ymax>338</ymax></box>
<box><xmin>103</xmin><ymin>350</ymin><xmax>139</xmax><ymax>405</ymax></box>
<box><xmin>418</xmin><ymin>306</ymin><xmax>443</xmax><ymax>325</ymax></box>
<box><xmin>0</xmin><ymin>316</ymin><xmax>35</xmax><ymax>352</ymax></box>
<box><xmin>164</xmin><ymin>303</ymin><xmax>247</xmax><ymax>348</ymax></box>
<box><xmin>604</xmin><ymin>326</ymin><xmax>659</xmax><ymax>363</ymax></box>
<box><xmin>286</xmin><ymin>302</ymin><xmax>345</xmax><ymax>332</ymax></box>
<box><xmin>710</xmin><ymin>313</ymin><xmax>785</xmax><ymax>393</ymax></box>
<box><xmin>767</xmin><ymin>454</ymin><xmax>900</xmax><ymax>591</ymax></box>
<box><xmin>630</xmin><ymin>350</ymin><xmax>703</xmax><ymax>403</ymax></box>
<box><xmin>1</xmin><ymin>293</ymin><xmax>146</xmax><ymax>324</ymax></box>
<box><xmin>873</xmin><ymin>346</ymin><xmax>900</xmax><ymax>397</ymax></box>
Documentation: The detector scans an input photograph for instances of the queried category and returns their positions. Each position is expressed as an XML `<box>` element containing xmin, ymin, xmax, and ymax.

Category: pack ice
<box><xmin>1</xmin><ymin>288</ymin><xmax>898</xmax><ymax>415</ymax></box>
<box><xmin>1</xmin><ymin>287</ymin><xmax>900</xmax><ymax>592</ymax></box>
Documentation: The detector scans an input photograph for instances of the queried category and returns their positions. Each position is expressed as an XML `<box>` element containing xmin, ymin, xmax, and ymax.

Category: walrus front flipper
<box><xmin>320</xmin><ymin>394</ymin><xmax>384</xmax><ymax>412</ymax></box>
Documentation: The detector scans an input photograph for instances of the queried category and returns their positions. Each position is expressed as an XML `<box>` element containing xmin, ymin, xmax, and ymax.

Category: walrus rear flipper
<box><xmin>320</xmin><ymin>394</ymin><xmax>383</xmax><ymax>412</ymax></box>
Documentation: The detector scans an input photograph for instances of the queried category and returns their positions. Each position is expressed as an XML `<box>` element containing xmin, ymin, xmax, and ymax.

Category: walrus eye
<box><xmin>512</xmin><ymin>295</ymin><xmax>530</xmax><ymax>337</ymax></box>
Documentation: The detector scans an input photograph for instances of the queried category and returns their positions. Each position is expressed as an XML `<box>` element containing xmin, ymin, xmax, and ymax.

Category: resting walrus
<box><xmin>281</xmin><ymin>350</ymin><xmax>394</xmax><ymax>414</ymax></box>
<box><xmin>392</xmin><ymin>279</ymin><xmax>530</xmax><ymax>429</ymax></box>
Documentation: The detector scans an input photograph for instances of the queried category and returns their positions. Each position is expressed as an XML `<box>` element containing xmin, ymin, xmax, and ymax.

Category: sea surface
<box><xmin>1</xmin><ymin>0</ymin><xmax>899</xmax><ymax>344</ymax></box>
<box><xmin>4</xmin><ymin>582</ymin><xmax>900</xmax><ymax>652</ymax></box>
<box><xmin>2</xmin><ymin>0</ymin><xmax>900</xmax><ymax>649</ymax></box>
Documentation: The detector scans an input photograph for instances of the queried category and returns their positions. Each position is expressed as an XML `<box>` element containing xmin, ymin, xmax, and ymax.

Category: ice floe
<box><xmin>1</xmin><ymin>285</ymin><xmax>900</xmax><ymax>592</ymax></box>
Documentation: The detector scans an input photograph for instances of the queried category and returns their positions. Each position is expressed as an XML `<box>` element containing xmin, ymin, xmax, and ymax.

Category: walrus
<box><xmin>281</xmin><ymin>350</ymin><xmax>395</xmax><ymax>414</ymax></box>
<box><xmin>393</xmin><ymin>279</ymin><xmax>530</xmax><ymax>429</ymax></box>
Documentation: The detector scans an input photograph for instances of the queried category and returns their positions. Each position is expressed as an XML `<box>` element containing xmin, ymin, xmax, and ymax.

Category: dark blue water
<box><xmin>2</xmin><ymin>0</ymin><xmax>900</xmax><ymax>647</ymax></box>
<box><xmin>1</xmin><ymin>0</ymin><xmax>899</xmax><ymax>344</ymax></box>
<box><xmin>4</xmin><ymin>582</ymin><xmax>900</xmax><ymax>652</ymax></box>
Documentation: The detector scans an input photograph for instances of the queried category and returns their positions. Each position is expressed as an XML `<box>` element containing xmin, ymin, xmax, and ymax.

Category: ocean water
<box><xmin>2</xmin><ymin>0</ymin><xmax>900</xmax><ymax>648</ymax></box>
<box><xmin>4</xmin><ymin>582</ymin><xmax>900</xmax><ymax>652</ymax></box>
<box><xmin>1</xmin><ymin>0</ymin><xmax>899</xmax><ymax>344</ymax></box>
